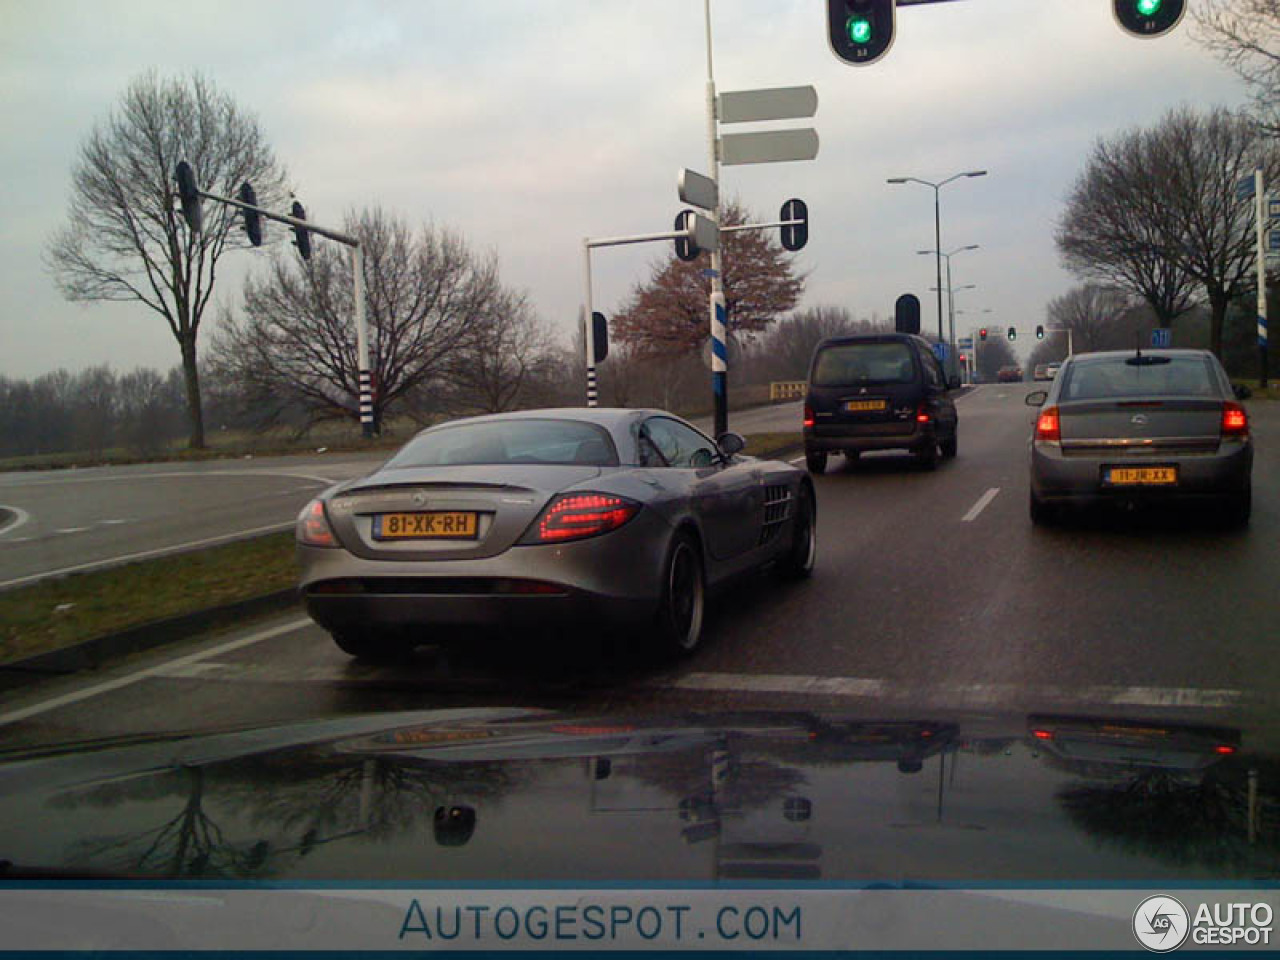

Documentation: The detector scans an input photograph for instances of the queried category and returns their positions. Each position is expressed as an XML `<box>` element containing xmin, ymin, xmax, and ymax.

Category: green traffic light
<box><xmin>1136</xmin><ymin>0</ymin><xmax>1162</xmax><ymax>16</ymax></box>
<box><xmin>848</xmin><ymin>16</ymin><xmax>872</xmax><ymax>45</ymax></box>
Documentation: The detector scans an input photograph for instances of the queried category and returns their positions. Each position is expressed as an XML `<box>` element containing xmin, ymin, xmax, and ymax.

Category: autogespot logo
<box><xmin>1133</xmin><ymin>895</ymin><xmax>1190</xmax><ymax>953</ymax></box>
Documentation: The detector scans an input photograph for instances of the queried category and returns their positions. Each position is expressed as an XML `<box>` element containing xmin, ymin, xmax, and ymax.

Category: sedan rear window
<box><xmin>1060</xmin><ymin>356</ymin><xmax>1219</xmax><ymax>401</ymax></box>
<box><xmin>384</xmin><ymin>419</ymin><xmax>619</xmax><ymax>468</ymax></box>
<box><xmin>811</xmin><ymin>342</ymin><xmax>915</xmax><ymax>386</ymax></box>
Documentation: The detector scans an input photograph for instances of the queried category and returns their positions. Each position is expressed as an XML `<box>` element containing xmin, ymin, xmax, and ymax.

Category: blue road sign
<box><xmin>1270</xmin><ymin>230</ymin><xmax>1280</xmax><ymax>252</ymax></box>
<box><xmin>1151</xmin><ymin>327</ymin><xmax>1172</xmax><ymax>348</ymax></box>
<box><xmin>932</xmin><ymin>342</ymin><xmax>949</xmax><ymax>364</ymax></box>
<box><xmin>1238</xmin><ymin>175</ymin><xmax>1257</xmax><ymax>201</ymax></box>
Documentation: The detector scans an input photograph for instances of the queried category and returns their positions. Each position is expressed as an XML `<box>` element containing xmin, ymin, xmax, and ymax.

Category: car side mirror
<box><xmin>1025</xmin><ymin>390</ymin><xmax>1048</xmax><ymax>407</ymax></box>
<box><xmin>1234</xmin><ymin>384</ymin><xmax>1253</xmax><ymax>400</ymax></box>
<box><xmin>716</xmin><ymin>432</ymin><xmax>746</xmax><ymax>457</ymax></box>
<box><xmin>947</xmin><ymin>375</ymin><xmax>962</xmax><ymax>390</ymax></box>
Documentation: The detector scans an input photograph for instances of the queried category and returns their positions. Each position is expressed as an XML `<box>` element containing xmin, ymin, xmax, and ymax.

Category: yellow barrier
<box><xmin>769</xmin><ymin>381</ymin><xmax>807</xmax><ymax>402</ymax></box>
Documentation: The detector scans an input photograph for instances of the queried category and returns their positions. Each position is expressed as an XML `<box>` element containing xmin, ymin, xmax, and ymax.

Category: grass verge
<box><xmin>743</xmin><ymin>432</ymin><xmax>803</xmax><ymax>460</ymax></box>
<box><xmin>0</xmin><ymin>532</ymin><xmax>297</xmax><ymax>666</ymax></box>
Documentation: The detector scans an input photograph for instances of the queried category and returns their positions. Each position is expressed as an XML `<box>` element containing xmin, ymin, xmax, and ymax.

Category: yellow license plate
<box><xmin>1105</xmin><ymin>467</ymin><xmax>1178</xmax><ymax>486</ymax></box>
<box><xmin>374</xmin><ymin>511</ymin><xmax>478</xmax><ymax>540</ymax></box>
<box><xmin>844</xmin><ymin>399</ymin><xmax>886</xmax><ymax>412</ymax></box>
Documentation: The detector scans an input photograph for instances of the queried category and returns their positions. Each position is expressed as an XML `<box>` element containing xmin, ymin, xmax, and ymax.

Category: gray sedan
<box><xmin>297</xmin><ymin>408</ymin><xmax>816</xmax><ymax>659</ymax></box>
<box><xmin>1026</xmin><ymin>349</ymin><xmax>1253</xmax><ymax>525</ymax></box>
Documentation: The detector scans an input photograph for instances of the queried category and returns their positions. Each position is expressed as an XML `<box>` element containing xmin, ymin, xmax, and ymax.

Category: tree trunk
<box><xmin>1208</xmin><ymin>288</ymin><xmax>1229</xmax><ymax>359</ymax></box>
<box><xmin>180</xmin><ymin>334</ymin><xmax>205</xmax><ymax>449</ymax></box>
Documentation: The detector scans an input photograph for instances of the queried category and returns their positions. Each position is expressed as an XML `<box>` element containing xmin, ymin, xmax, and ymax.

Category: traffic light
<box><xmin>674</xmin><ymin>210</ymin><xmax>698</xmax><ymax>262</ymax></box>
<box><xmin>1113</xmin><ymin>0</ymin><xmax>1185</xmax><ymax>38</ymax></box>
<box><xmin>1007</xmin><ymin>326</ymin><xmax>1017</xmax><ymax>341</ymax></box>
<box><xmin>780</xmin><ymin>198</ymin><xmax>808</xmax><ymax>252</ymax></box>
<box><xmin>894</xmin><ymin>293</ymin><xmax>921</xmax><ymax>335</ymax></box>
<box><xmin>174</xmin><ymin>162</ymin><xmax>202</xmax><ymax>233</ymax></box>
<box><xmin>291</xmin><ymin>201</ymin><xmax>311</xmax><ymax>260</ymax></box>
<box><xmin>827</xmin><ymin>0</ymin><xmax>895</xmax><ymax>67</ymax></box>
<box><xmin>238</xmin><ymin>182</ymin><xmax>262</xmax><ymax>246</ymax></box>
<box><xmin>979</xmin><ymin>328</ymin><xmax>988</xmax><ymax>341</ymax></box>
<box><xmin>1036</xmin><ymin>325</ymin><xmax>1045</xmax><ymax>340</ymax></box>
<box><xmin>592</xmin><ymin>311</ymin><xmax>608</xmax><ymax>364</ymax></box>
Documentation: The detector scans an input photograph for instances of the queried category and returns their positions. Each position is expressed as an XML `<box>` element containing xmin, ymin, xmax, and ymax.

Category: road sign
<box><xmin>932</xmin><ymin>342</ymin><xmax>949</xmax><ymax>365</ymax></box>
<box><xmin>717</xmin><ymin>85</ymin><xmax>818</xmax><ymax>124</ymax></box>
<box><xmin>1269</xmin><ymin>197</ymin><xmax>1280</xmax><ymax>221</ymax></box>
<box><xmin>678</xmin><ymin>169</ymin><xmax>719</xmax><ymax>210</ymax></box>
<box><xmin>1271</xmin><ymin>230</ymin><xmax>1280</xmax><ymax>253</ymax></box>
<box><xmin>957</xmin><ymin>338</ymin><xmax>973</xmax><ymax>349</ymax></box>
<box><xmin>691</xmin><ymin>212</ymin><xmax>719</xmax><ymax>253</ymax></box>
<box><xmin>1238</xmin><ymin>175</ymin><xmax>1257</xmax><ymax>201</ymax></box>
<box><xmin>1151</xmin><ymin>327</ymin><xmax>1172</xmax><ymax>348</ymax></box>
<box><xmin>719</xmin><ymin>128</ymin><xmax>819</xmax><ymax>166</ymax></box>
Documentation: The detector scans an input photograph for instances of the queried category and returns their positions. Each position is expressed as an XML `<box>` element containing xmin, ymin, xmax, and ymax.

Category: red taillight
<box><xmin>1221</xmin><ymin>401</ymin><xmax>1248</xmax><ymax>437</ymax></box>
<box><xmin>916</xmin><ymin>404</ymin><xmax>931</xmax><ymax>424</ymax></box>
<box><xmin>1035</xmin><ymin>406</ymin><xmax>1061</xmax><ymax>444</ymax></box>
<box><xmin>1032</xmin><ymin>729</ymin><xmax>1054</xmax><ymax>741</ymax></box>
<box><xmin>1214</xmin><ymin>744</ymin><xmax>1237</xmax><ymax>755</ymax></box>
<box><xmin>296</xmin><ymin>499</ymin><xmax>338</xmax><ymax>548</ymax></box>
<box><xmin>803</xmin><ymin>404</ymin><xmax>815</xmax><ymax>428</ymax></box>
<box><xmin>521</xmin><ymin>493</ymin><xmax>640</xmax><ymax>545</ymax></box>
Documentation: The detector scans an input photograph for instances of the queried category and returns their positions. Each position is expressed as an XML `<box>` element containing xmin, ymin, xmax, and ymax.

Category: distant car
<box><xmin>297</xmin><ymin>408</ymin><xmax>817</xmax><ymax>659</ymax></box>
<box><xmin>802</xmin><ymin>333</ymin><xmax>960</xmax><ymax>472</ymax></box>
<box><xmin>1046</xmin><ymin>361</ymin><xmax>1062</xmax><ymax>379</ymax></box>
<box><xmin>1033</xmin><ymin>364</ymin><xmax>1052</xmax><ymax>381</ymax></box>
<box><xmin>1026</xmin><ymin>349</ymin><xmax>1253</xmax><ymax>525</ymax></box>
<box><xmin>997</xmin><ymin>366</ymin><xmax>1023</xmax><ymax>383</ymax></box>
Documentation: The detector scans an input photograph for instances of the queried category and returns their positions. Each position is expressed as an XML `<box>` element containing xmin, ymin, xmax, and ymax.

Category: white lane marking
<box><xmin>961</xmin><ymin>487</ymin><xmax>1000</xmax><ymax>523</ymax></box>
<box><xmin>54</xmin><ymin>527</ymin><xmax>91</xmax><ymax>535</ymax></box>
<box><xmin>0</xmin><ymin>469</ymin><xmax>337</xmax><ymax>489</ymax></box>
<box><xmin>664</xmin><ymin>672</ymin><xmax>1242</xmax><ymax>709</ymax></box>
<box><xmin>99</xmin><ymin>518</ymin><xmax>133</xmax><ymax>526</ymax></box>
<box><xmin>0</xmin><ymin>521</ymin><xmax>295</xmax><ymax>591</ymax></box>
<box><xmin>788</xmin><ymin>456</ymin><xmax>805</xmax><ymax>464</ymax></box>
<box><xmin>0</xmin><ymin>506</ymin><xmax>32</xmax><ymax>538</ymax></box>
<box><xmin>0</xmin><ymin>618</ymin><xmax>312</xmax><ymax>728</ymax></box>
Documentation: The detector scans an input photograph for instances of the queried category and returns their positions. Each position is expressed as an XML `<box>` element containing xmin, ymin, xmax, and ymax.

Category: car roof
<box><xmin>408</xmin><ymin>407</ymin><xmax>701</xmax><ymax>440</ymax></box>
<box><xmin>1065</xmin><ymin>348</ymin><xmax>1213</xmax><ymax>364</ymax></box>
<box><xmin>814</xmin><ymin>332</ymin><xmax>925</xmax><ymax>348</ymax></box>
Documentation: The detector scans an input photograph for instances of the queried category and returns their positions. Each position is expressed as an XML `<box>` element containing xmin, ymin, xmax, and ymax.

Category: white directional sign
<box><xmin>691</xmin><ymin>212</ymin><xmax>719</xmax><ymax>253</ymax></box>
<box><xmin>678</xmin><ymin>169</ymin><xmax>719</xmax><ymax>210</ymax></box>
<box><xmin>717</xmin><ymin>85</ymin><xmax>818</xmax><ymax>125</ymax></box>
<box><xmin>719</xmin><ymin>128</ymin><xmax>820</xmax><ymax>166</ymax></box>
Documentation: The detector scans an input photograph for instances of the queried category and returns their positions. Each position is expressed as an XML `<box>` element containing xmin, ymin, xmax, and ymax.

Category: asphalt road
<box><xmin>2</xmin><ymin>385</ymin><xmax>1278</xmax><ymax>753</ymax></box>
<box><xmin>0</xmin><ymin>404</ymin><xmax>802</xmax><ymax>589</ymax></box>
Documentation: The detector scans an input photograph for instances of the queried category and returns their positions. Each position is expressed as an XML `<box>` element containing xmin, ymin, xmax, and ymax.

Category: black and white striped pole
<box><xmin>174</xmin><ymin>162</ymin><xmax>375</xmax><ymax>437</ymax></box>
<box><xmin>582</xmin><ymin>239</ymin><xmax>599</xmax><ymax>408</ymax></box>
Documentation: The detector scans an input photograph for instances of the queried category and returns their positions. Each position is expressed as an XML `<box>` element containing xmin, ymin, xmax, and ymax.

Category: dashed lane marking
<box><xmin>961</xmin><ymin>487</ymin><xmax>1001</xmax><ymax>523</ymax></box>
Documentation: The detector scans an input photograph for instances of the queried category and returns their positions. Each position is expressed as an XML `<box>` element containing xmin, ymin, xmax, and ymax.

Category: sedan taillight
<box><xmin>519</xmin><ymin>493</ymin><xmax>641</xmax><ymax>545</ymax></box>
<box><xmin>1035</xmin><ymin>406</ymin><xmax>1061</xmax><ymax>444</ymax></box>
<box><xmin>1221</xmin><ymin>401</ymin><xmax>1249</xmax><ymax>438</ymax></box>
<box><xmin>297</xmin><ymin>499</ymin><xmax>339</xmax><ymax>548</ymax></box>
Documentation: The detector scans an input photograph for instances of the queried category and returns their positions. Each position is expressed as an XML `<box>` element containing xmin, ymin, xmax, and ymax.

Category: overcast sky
<box><xmin>0</xmin><ymin>0</ymin><xmax>1249</xmax><ymax>378</ymax></box>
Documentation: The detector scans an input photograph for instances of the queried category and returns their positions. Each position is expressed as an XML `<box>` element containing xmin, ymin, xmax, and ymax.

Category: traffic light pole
<box><xmin>184</xmin><ymin>186</ymin><xmax>376</xmax><ymax>437</ymax></box>
<box><xmin>705</xmin><ymin>0</ymin><xmax>729</xmax><ymax>439</ymax></box>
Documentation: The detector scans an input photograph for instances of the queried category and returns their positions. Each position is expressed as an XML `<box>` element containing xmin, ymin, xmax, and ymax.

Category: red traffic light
<box><xmin>979</xmin><ymin>328</ymin><xmax>988</xmax><ymax>341</ymax></box>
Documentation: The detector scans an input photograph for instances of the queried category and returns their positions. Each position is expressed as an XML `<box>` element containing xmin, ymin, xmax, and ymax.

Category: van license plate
<box><xmin>844</xmin><ymin>400</ymin><xmax>886</xmax><ymax>412</ymax></box>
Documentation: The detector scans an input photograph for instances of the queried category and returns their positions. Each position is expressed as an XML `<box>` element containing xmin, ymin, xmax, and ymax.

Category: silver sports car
<box><xmin>297</xmin><ymin>408</ymin><xmax>816</xmax><ymax>659</ymax></box>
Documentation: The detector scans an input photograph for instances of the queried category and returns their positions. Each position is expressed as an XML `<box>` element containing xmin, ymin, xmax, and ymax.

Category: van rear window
<box><xmin>811</xmin><ymin>342</ymin><xmax>915</xmax><ymax>386</ymax></box>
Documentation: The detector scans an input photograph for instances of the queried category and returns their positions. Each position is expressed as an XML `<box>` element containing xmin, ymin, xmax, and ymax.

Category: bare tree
<box><xmin>1058</xmin><ymin>107</ymin><xmax>1280</xmax><ymax>356</ymax></box>
<box><xmin>1057</xmin><ymin>126</ymin><xmax>1199</xmax><ymax>328</ymax></box>
<box><xmin>750</xmin><ymin>306</ymin><xmax>889</xmax><ymax>382</ymax></box>
<box><xmin>1194</xmin><ymin>0</ymin><xmax>1280</xmax><ymax>135</ymax></box>
<box><xmin>440</xmin><ymin>292</ymin><xmax>553</xmax><ymax>414</ymax></box>
<box><xmin>1047</xmin><ymin>285</ymin><xmax>1134</xmax><ymax>353</ymax></box>
<box><xmin>211</xmin><ymin>208</ymin><xmax>509</xmax><ymax>430</ymax></box>
<box><xmin>46</xmin><ymin>73</ymin><xmax>288</xmax><ymax>449</ymax></box>
<box><xmin>613</xmin><ymin>200</ymin><xmax>805</xmax><ymax>356</ymax></box>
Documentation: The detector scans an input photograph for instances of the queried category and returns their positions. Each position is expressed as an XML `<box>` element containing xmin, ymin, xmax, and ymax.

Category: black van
<box><xmin>802</xmin><ymin>333</ymin><xmax>961</xmax><ymax>473</ymax></box>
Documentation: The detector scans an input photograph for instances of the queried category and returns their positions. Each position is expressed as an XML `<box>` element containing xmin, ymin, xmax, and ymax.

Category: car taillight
<box><xmin>1035</xmin><ymin>406</ymin><xmax>1061</xmax><ymax>444</ymax></box>
<box><xmin>519</xmin><ymin>493</ymin><xmax>641</xmax><ymax>545</ymax></box>
<box><xmin>1221</xmin><ymin>401</ymin><xmax>1249</xmax><ymax>437</ymax></box>
<box><xmin>916</xmin><ymin>403</ymin><xmax>931</xmax><ymax>424</ymax></box>
<box><xmin>1214</xmin><ymin>744</ymin><xmax>1237</xmax><ymax>755</ymax></box>
<box><xmin>803</xmin><ymin>404</ymin><xmax>815</xmax><ymax>428</ymax></box>
<box><xmin>1032</xmin><ymin>729</ymin><xmax>1054</xmax><ymax>741</ymax></box>
<box><xmin>297</xmin><ymin>499</ymin><xmax>338</xmax><ymax>548</ymax></box>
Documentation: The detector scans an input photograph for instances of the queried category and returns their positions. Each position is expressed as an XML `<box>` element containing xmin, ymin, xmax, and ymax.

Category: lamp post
<box><xmin>887</xmin><ymin>170</ymin><xmax>987</xmax><ymax>347</ymax></box>
<box><xmin>918</xmin><ymin>244</ymin><xmax>979</xmax><ymax>375</ymax></box>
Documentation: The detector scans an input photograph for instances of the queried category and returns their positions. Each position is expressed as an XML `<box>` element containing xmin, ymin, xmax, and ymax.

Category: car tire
<box><xmin>1029</xmin><ymin>493</ymin><xmax>1058</xmax><ymax>527</ymax></box>
<box><xmin>805</xmin><ymin>448</ymin><xmax>827</xmax><ymax>475</ymax></box>
<box><xmin>940</xmin><ymin>430</ymin><xmax>958</xmax><ymax>459</ymax></box>
<box><xmin>655</xmin><ymin>532</ymin><xmax>706</xmax><ymax>657</ymax></box>
<box><xmin>776</xmin><ymin>485</ymin><xmax>816</xmax><ymax>580</ymax></box>
<box><xmin>331</xmin><ymin>630</ymin><xmax>411</xmax><ymax>663</ymax></box>
<box><xmin>1222</xmin><ymin>487</ymin><xmax>1251</xmax><ymax>528</ymax></box>
<box><xmin>914</xmin><ymin>442</ymin><xmax>938</xmax><ymax>470</ymax></box>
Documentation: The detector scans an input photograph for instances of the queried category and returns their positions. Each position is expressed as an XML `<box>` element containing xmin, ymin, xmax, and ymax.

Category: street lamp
<box><xmin>887</xmin><ymin>170</ymin><xmax>987</xmax><ymax>347</ymax></box>
<box><xmin>918</xmin><ymin>244</ymin><xmax>979</xmax><ymax>372</ymax></box>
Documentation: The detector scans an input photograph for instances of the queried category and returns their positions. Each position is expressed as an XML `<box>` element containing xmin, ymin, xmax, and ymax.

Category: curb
<box><xmin>0</xmin><ymin>508</ymin><xmax>14</xmax><ymax>534</ymax></box>
<box><xmin>0</xmin><ymin>589</ymin><xmax>301</xmax><ymax>694</ymax></box>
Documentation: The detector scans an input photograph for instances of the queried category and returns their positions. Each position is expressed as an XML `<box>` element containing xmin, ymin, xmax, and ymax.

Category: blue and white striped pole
<box><xmin>1256</xmin><ymin>168</ymin><xmax>1270</xmax><ymax>390</ymax></box>
<box><xmin>711</xmin><ymin>290</ymin><xmax>727</xmax><ymax>412</ymax></box>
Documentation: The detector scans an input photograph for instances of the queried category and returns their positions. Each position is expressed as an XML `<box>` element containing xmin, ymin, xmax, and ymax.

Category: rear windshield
<box><xmin>384</xmin><ymin>419</ymin><xmax>619</xmax><ymax>468</ymax></box>
<box><xmin>811</xmin><ymin>342</ymin><xmax>916</xmax><ymax>386</ymax></box>
<box><xmin>1059</xmin><ymin>356</ymin><xmax>1219</xmax><ymax>401</ymax></box>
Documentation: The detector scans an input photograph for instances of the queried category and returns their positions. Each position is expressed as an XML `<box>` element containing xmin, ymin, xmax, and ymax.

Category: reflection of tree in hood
<box><xmin>625</xmin><ymin>742</ymin><xmax>807</xmax><ymax>812</ymax></box>
<box><xmin>1058</xmin><ymin>762</ymin><xmax>1280</xmax><ymax>873</ymax></box>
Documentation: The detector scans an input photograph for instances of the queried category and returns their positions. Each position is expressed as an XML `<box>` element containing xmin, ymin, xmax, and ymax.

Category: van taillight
<box><xmin>803</xmin><ymin>404</ymin><xmax>815</xmax><ymax>428</ymax></box>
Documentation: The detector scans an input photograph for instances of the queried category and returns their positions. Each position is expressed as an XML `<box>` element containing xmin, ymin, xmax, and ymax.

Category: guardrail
<box><xmin>770</xmin><ymin>380</ymin><xmax>807</xmax><ymax>402</ymax></box>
